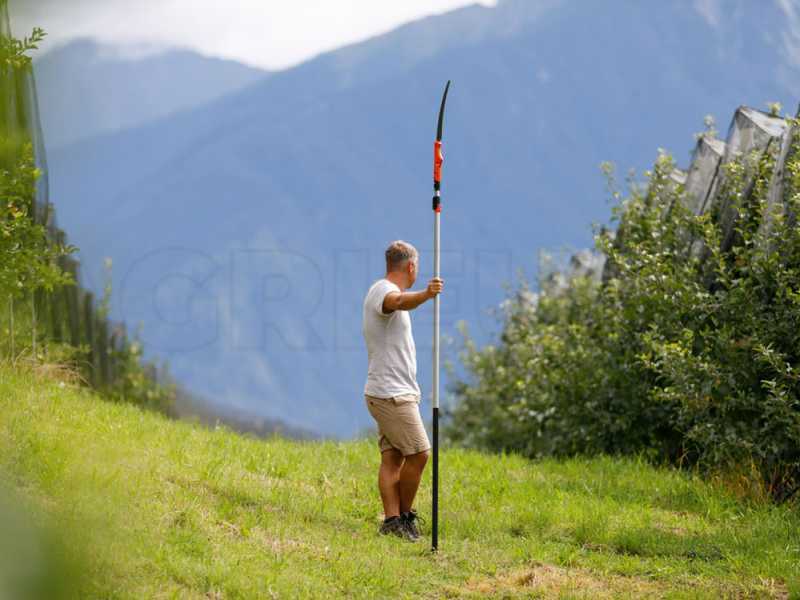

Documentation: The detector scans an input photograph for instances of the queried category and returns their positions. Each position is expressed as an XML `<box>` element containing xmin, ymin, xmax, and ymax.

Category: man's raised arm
<box><xmin>382</xmin><ymin>278</ymin><xmax>444</xmax><ymax>313</ymax></box>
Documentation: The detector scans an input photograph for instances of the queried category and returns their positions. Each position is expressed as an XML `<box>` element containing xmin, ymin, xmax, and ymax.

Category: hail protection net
<box><xmin>684</xmin><ymin>136</ymin><xmax>726</xmax><ymax>216</ymax></box>
<box><xmin>597</xmin><ymin>105</ymin><xmax>799</xmax><ymax>286</ymax></box>
<box><xmin>0</xmin><ymin>0</ymin><xmax>48</xmax><ymax>221</ymax></box>
<box><xmin>714</xmin><ymin>107</ymin><xmax>790</xmax><ymax>252</ymax></box>
<box><xmin>0</xmin><ymin>1</ymin><xmax>134</xmax><ymax>388</ymax></box>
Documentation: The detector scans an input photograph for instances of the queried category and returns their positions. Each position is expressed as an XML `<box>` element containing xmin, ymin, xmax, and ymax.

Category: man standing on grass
<box><xmin>362</xmin><ymin>240</ymin><xmax>444</xmax><ymax>542</ymax></box>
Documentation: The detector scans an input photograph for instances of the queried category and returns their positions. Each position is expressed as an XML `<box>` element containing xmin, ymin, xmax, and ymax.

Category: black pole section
<box><xmin>432</xmin><ymin>406</ymin><xmax>439</xmax><ymax>551</ymax></box>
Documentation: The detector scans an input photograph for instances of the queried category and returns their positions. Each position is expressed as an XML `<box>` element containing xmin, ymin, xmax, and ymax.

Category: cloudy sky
<box><xmin>10</xmin><ymin>0</ymin><xmax>495</xmax><ymax>69</ymax></box>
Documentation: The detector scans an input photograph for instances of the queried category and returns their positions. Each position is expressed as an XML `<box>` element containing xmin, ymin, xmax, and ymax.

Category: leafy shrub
<box><xmin>449</xmin><ymin>125</ymin><xmax>800</xmax><ymax>501</ymax></box>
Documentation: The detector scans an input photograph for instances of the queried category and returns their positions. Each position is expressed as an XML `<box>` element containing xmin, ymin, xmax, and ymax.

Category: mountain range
<box><xmin>38</xmin><ymin>0</ymin><xmax>800</xmax><ymax>436</ymax></box>
<box><xmin>35</xmin><ymin>39</ymin><xmax>267</xmax><ymax>147</ymax></box>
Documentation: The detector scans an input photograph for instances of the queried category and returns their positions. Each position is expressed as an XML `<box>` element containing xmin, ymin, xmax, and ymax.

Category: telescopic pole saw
<box><xmin>432</xmin><ymin>80</ymin><xmax>450</xmax><ymax>553</ymax></box>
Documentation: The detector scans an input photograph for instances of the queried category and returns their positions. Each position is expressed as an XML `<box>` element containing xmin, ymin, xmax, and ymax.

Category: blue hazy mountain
<box><xmin>46</xmin><ymin>0</ymin><xmax>800</xmax><ymax>436</ymax></box>
<box><xmin>35</xmin><ymin>39</ymin><xmax>268</xmax><ymax>147</ymax></box>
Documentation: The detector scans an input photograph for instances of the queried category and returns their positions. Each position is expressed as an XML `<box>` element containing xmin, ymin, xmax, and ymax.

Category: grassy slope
<box><xmin>0</xmin><ymin>365</ymin><xmax>798</xmax><ymax>599</ymax></box>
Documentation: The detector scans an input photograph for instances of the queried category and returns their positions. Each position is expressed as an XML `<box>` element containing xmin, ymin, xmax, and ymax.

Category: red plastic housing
<box><xmin>433</xmin><ymin>140</ymin><xmax>443</xmax><ymax>184</ymax></box>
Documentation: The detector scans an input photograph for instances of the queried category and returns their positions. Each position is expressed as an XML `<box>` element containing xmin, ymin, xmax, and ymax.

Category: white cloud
<box><xmin>693</xmin><ymin>0</ymin><xmax>722</xmax><ymax>27</ymax></box>
<box><xmin>777</xmin><ymin>0</ymin><xmax>800</xmax><ymax>67</ymax></box>
<box><xmin>10</xmin><ymin>0</ymin><xmax>497</xmax><ymax>69</ymax></box>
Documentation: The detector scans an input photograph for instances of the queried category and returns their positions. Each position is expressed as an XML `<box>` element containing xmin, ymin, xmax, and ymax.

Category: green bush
<box><xmin>0</xmin><ymin>144</ymin><xmax>72</xmax><ymax>299</ymax></box>
<box><xmin>449</xmin><ymin>125</ymin><xmax>800</xmax><ymax>501</ymax></box>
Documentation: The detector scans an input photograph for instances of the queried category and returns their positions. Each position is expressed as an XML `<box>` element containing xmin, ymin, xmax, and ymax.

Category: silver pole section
<box><xmin>433</xmin><ymin>209</ymin><xmax>440</xmax><ymax>410</ymax></box>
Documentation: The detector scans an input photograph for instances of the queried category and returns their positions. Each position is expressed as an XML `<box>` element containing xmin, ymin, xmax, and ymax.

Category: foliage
<box><xmin>0</xmin><ymin>144</ymin><xmax>73</xmax><ymax>298</ymax></box>
<box><xmin>449</xmin><ymin>123</ymin><xmax>800</xmax><ymax>501</ymax></box>
<box><xmin>103</xmin><ymin>336</ymin><xmax>175</xmax><ymax>412</ymax></box>
<box><xmin>0</xmin><ymin>364</ymin><xmax>797</xmax><ymax>598</ymax></box>
<box><xmin>0</xmin><ymin>25</ymin><xmax>45</xmax><ymax>169</ymax></box>
<box><xmin>0</xmin><ymin>25</ymin><xmax>45</xmax><ymax>69</ymax></box>
<box><xmin>0</xmin><ymin>22</ymin><xmax>71</xmax><ymax>300</ymax></box>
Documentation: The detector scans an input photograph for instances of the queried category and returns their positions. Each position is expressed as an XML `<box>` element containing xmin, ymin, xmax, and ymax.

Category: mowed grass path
<box><xmin>0</xmin><ymin>366</ymin><xmax>798</xmax><ymax>599</ymax></box>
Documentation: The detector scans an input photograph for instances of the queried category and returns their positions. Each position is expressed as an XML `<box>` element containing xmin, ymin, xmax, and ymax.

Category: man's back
<box><xmin>362</xmin><ymin>278</ymin><xmax>420</xmax><ymax>399</ymax></box>
<box><xmin>361</xmin><ymin>241</ymin><xmax>442</xmax><ymax>539</ymax></box>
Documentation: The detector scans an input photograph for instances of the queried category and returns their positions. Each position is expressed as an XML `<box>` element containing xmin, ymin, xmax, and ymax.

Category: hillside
<box><xmin>43</xmin><ymin>0</ymin><xmax>800</xmax><ymax>437</ymax></box>
<box><xmin>34</xmin><ymin>39</ymin><xmax>268</xmax><ymax>148</ymax></box>
<box><xmin>0</xmin><ymin>365</ymin><xmax>797</xmax><ymax>598</ymax></box>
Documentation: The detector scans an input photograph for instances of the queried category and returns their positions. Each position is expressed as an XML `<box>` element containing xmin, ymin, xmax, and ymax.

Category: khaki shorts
<box><xmin>364</xmin><ymin>394</ymin><xmax>431</xmax><ymax>457</ymax></box>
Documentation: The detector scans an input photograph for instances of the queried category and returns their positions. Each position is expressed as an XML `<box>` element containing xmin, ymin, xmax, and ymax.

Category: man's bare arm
<box><xmin>382</xmin><ymin>278</ymin><xmax>444</xmax><ymax>313</ymax></box>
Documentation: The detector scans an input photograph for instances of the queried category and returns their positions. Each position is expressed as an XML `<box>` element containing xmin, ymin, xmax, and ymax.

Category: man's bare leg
<box><xmin>378</xmin><ymin>449</ymin><xmax>404</xmax><ymax>518</ymax></box>
<box><xmin>398</xmin><ymin>450</ymin><xmax>429</xmax><ymax>514</ymax></box>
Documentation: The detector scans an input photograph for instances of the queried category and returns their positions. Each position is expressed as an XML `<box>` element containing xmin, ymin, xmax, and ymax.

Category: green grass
<box><xmin>0</xmin><ymin>364</ymin><xmax>798</xmax><ymax>599</ymax></box>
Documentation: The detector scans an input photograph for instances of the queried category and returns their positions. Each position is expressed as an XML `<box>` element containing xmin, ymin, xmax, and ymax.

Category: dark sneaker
<box><xmin>401</xmin><ymin>510</ymin><xmax>423</xmax><ymax>541</ymax></box>
<box><xmin>379</xmin><ymin>516</ymin><xmax>406</xmax><ymax>539</ymax></box>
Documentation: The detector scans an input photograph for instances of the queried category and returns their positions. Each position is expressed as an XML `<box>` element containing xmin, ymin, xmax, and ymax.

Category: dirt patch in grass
<box><xmin>454</xmin><ymin>562</ymin><xmax>663</xmax><ymax>598</ymax></box>
<box><xmin>250</xmin><ymin>527</ymin><xmax>305</xmax><ymax>553</ymax></box>
<box><xmin>653</xmin><ymin>522</ymin><xmax>690</xmax><ymax>536</ymax></box>
<box><xmin>450</xmin><ymin>561</ymin><xmax>788</xmax><ymax>599</ymax></box>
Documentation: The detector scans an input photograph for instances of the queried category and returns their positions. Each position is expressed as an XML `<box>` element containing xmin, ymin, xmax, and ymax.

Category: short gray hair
<box><xmin>385</xmin><ymin>240</ymin><xmax>418</xmax><ymax>271</ymax></box>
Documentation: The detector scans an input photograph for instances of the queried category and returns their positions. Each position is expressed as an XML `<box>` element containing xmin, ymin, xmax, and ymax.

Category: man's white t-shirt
<box><xmin>362</xmin><ymin>278</ymin><xmax>421</xmax><ymax>399</ymax></box>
